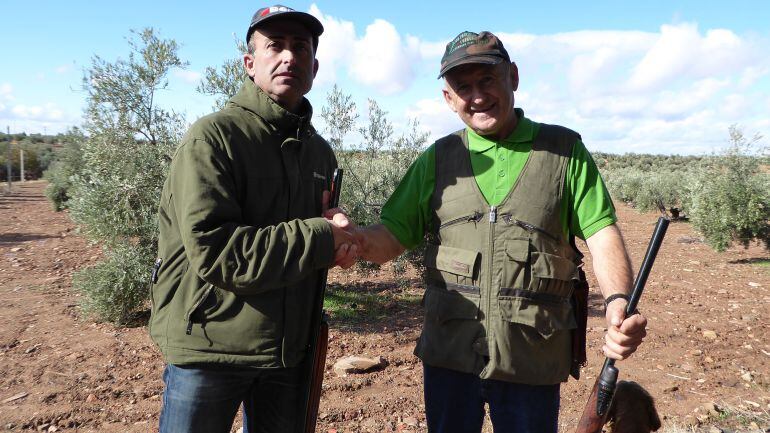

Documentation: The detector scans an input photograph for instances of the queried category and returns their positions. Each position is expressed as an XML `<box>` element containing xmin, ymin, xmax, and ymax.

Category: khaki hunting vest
<box><xmin>416</xmin><ymin>124</ymin><xmax>583</xmax><ymax>385</ymax></box>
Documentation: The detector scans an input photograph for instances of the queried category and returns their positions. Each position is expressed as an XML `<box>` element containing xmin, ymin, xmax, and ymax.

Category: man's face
<box><xmin>243</xmin><ymin>19</ymin><xmax>319</xmax><ymax>112</ymax></box>
<box><xmin>442</xmin><ymin>62</ymin><xmax>519</xmax><ymax>140</ymax></box>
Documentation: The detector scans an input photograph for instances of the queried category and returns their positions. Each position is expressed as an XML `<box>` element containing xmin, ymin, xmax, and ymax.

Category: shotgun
<box><xmin>301</xmin><ymin>168</ymin><xmax>343</xmax><ymax>433</ymax></box>
<box><xmin>575</xmin><ymin>217</ymin><xmax>669</xmax><ymax>433</ymax></box>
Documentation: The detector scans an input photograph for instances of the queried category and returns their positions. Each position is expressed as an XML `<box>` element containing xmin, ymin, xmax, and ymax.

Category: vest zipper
<box><xmin>486</xmin><ymin>205</ymin><xmax>497</xmax><ymax>350</ymax></box>
<box><xmin>500</xmin><ymin>214</ymin><xmax>558</xmax><ymax>242</ymax></box>
<box><xmin>439</xmin><ymin>211</ymin><xmax>484</xmax><ymax>230</ymax></box>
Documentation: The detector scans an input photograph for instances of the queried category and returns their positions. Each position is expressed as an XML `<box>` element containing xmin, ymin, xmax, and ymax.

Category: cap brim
<box><xmin>438</xmin><ymin>55</ymin><xmax>503</xmax><ymax>79</ymax></box>
<box><xmin>247</xmin><ymin>11</ymin><xmax>324</xmax><ymax>42</ymax></box>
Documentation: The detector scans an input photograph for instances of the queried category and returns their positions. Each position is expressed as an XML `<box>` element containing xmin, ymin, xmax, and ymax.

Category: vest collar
<box><xmin>467</xmin><ymin>108</ymin><xmax>531</xmax><ymax>153</ymax></box>
<box><xmin>228</xmin><ymin>78</ymin><xmax>314</xmax><ymax>137</ymax></box>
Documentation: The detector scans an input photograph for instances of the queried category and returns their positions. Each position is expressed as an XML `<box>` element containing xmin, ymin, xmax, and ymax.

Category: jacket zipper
<box><xmin>439</xmin><ymin>211</ymin><xmax>484</xmax><ymax>230</ymax></box>
<box><xmin>185</xmin><ymin>284</ymin><xmax>214</xmax><ymax>335</ymax></box>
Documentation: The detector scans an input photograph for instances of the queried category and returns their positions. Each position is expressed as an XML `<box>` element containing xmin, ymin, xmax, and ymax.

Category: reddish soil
<box><xmin>0</xmin><ymin>181</ymin><xmax>768</xmax><ymax>432</ymax></box>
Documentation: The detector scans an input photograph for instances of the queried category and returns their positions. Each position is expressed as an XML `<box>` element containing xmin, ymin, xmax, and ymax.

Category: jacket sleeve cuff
<box><xmin>306</xmin><ymin>217</ymin><xmax>336</xmax><ymax>268</ymax></box>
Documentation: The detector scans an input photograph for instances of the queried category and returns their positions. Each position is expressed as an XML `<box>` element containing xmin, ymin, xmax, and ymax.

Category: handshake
<box><xmin>322</xmin><ymin>192</ymin><xmax>405</xmax><ymax>269</ymax></box>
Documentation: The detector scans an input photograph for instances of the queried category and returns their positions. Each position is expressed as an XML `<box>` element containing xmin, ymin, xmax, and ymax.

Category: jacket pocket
<box><xmin>184</xmin><ymin>283</ymin><xmax>219</xmax><ymax>335</ymax></box>
<box><xmin>498</xmin><ymin>290</ymin><xmax>576</xmax><ymax>337</ymax></box>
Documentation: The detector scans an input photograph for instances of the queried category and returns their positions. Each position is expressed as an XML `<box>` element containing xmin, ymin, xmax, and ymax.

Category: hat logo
<box><xmin>263</xmin><ymin>5</ymin><xmax>294</xmax><ymax>16</ymax></box>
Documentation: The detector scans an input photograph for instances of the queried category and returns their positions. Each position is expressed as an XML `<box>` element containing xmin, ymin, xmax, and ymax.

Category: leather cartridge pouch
<box><xmin>570</xmin><ymin>267</ymin><xmax>589</xmax><ymax>380</ymax></box>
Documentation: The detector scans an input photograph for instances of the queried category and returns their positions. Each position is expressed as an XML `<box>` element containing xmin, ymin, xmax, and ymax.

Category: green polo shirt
<box><xmin>381</xmin><ymin>109</ymin><xmax>616</xmax><ymax>249</ymax></box>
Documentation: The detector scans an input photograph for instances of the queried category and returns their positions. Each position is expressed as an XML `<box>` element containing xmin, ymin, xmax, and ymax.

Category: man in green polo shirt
<box><xmin>356</xmin><ymin>31</ymin><xmax>648</xmax><ymax>433</ymax></box>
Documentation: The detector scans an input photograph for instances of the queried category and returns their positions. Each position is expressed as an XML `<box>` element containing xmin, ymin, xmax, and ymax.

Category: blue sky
<box><xmin>1</xmin><ymin>1</ymin><xmax>769</xmax><ymax>154</ymax></box>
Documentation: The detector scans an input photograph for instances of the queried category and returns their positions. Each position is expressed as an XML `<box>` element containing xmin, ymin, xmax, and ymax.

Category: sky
<box><xmin>1</xmin><ymin>1</ymin><xmax>769</xmax><ymax>154</ymax></box>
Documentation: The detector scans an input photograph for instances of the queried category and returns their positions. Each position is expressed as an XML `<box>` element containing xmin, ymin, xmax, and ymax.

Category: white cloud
<box><xmin>0</xmin><ymin>83</ymin><xmax>13</xmax><ymax>101</ymax></box>
<box><xmin>349</xmin><ymin>19</ymin><xmax>419</xmax><ymax>95</ymax></box>
<box><xmin>55</xmin><ymin>63</ymin><xmax>74</xmax><ymax>74</ymax></box>
<box><xmin>11</xmin><ymin>103</ymin><xmax>65</xmax><ymax>121</ymax></box>
<box><xmin>309</xmin><ymin>4</ymin><xmax>356</xmax><ymax>86</ymax></box>
<box><xmin>310</xmin><ymin>5</ymin><xmax>427</xmax><ymax>94</ymax></box>
<box><xmin>404</xmin><ymin>97</ymin><xmax>462</xmax><ymax>143</ymax></box>
<box><xmin>173</xmin><ymin>69</ymin><xmax>202</xmax><ymax>84</ymax></box>
<box><xmin>627</xmin><ymin>23</ymin><xmax>754</xmax><ymax>92</ymax></box>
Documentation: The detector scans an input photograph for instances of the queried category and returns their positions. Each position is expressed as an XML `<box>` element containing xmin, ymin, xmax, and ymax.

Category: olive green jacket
<box><xmin>417</xmin><ymin>125</ymin><xmax>582</xmax><ymax>385</ymax></box>
<box><xmin>149</xmin><ymin>79</ymin><xmax>336</xmax><ymax>368</ymax></box>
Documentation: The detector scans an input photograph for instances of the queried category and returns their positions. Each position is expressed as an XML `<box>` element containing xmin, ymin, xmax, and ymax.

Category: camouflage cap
<box><xmin>246</xmin><ymin>5</ymin><xmax>324</xmax><ymax>44</ymax></box>
<box><xmin>438</xmin><ymin>31</ymin><xmax>510</xmax><ymax>78</ymax></box>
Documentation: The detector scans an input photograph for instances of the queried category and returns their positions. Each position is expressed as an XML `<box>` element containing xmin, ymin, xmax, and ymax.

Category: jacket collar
<box><xmin>228</xmin><ymin>78</ymin><xmax>314</xmax><ymax>138</ymax></box>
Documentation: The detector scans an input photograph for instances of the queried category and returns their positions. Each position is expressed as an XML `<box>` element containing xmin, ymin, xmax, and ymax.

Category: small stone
<box><xmin>682</xmin><ymin>415</ymin><xmax>698</xmax><ymax>427</ymax></box>
<box><xmin>663</xmin><ymin>385</ymin><xmax>679</xmax><ymax>393</ymax></box>
<box><xmin>86</xmin><ymin>393</ymin><xmax>97</xmax><ymax>402</ymax></box>
<box><xmin>403</xmin><ymin>417</ymin><xmax>418</xmax><ymax>427</ymax></box>
<box><xmin>704</xmin><ymin>356</ymin><xmax>714</xmax><ymax>363</ymax></box>
<box><xmin>47</xmin><ymin>426</ymin><xmax>58</xmax><ymax>432</ymax></box>
<box><xmin>333</xmin><ymin>355</ymin><xmax>385</xmax><ymax>376</ymax></box>
<box><xmin>748</xmin><ymin>282</ymin><xmax>761</xmax><ymax>287</ymax></box>
<box><xmin>702</xmin><ymin>330</ymin><xmax>717</xmax><ymax>339</ymax></box>
<box><xmin>690</xmin><ymin>349</ymin><xmax>703</xmax><ymax>356</ymax></box>
<box><xmin>748</xmin><ymin>421</ymin><xmax>759</xmax><ymax>430</ymax></box>
<box><xmin>741</xmin><ymin>372</ymin><xmax>753</xmax><ymax>382</ymax></box>
<box><xmin>707</xmin><ymin>427</ymin><xmax>723</xmax><ymax>433</ymax></box>
<box><xmin>702</xmin><ymin>402</ymin><xmax>720</xmax><ymax>415</ymax></box>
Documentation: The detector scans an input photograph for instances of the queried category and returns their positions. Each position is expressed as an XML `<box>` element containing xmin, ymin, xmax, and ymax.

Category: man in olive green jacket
<box><xmin>356</xmin><ymin>31</ymin><xmax>648</xmax><ymax>433</ymax></box>
<box><xmin>150</xmin><ymin>6</ymin><xmax>356</xmax><ymax>433</ymax></box>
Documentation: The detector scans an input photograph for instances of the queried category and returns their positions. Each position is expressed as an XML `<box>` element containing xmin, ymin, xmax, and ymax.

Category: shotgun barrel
<box><xmin>575</xmin><ymin>217</ymin><xmax>669</xmax><ymax>433</ymax></box>
<box><xmin>302</xmin><ymin>168</ymin><xmax>343</xmax><ymax>433</ymax></box>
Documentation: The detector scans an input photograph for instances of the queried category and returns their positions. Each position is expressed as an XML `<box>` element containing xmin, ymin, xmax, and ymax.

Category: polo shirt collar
<box><xmin>467</xmin><ymin>108</ymin><xmax>532</xmax><ymax>153</ymax></box>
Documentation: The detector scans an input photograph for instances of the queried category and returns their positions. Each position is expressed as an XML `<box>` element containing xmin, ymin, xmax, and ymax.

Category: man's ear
<box><xmin>442</xmin><ymin>88</ymin><xmax>458</xmax><ymax>113</ymax></box>
<box><xmin>243</xmin><ymin>53</ymin><xmax>256</xmax><ymax>78</ymax></box>
<box><xmin>313</xmin><ymin>58</ymin><xmax>319</xmax><ymax>78</ymax></box>
<box><xmin>510</xmin><ymin>62</ymin><xmax>519</xmax><ymax>92</ymax></box>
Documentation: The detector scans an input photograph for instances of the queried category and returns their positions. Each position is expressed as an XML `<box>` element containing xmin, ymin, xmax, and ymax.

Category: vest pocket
<box><xmin>424</xmin><ymin>287</ymin><xmax>480</xmax><ymax>323</ymax></box>
<box><xmin>424</xmin><ymin>244</ymin><xmax>480</xmax><ymax>287</ymax></box>
<box><xmin>498</xmin><ymin>291</ymin><xmax>576</xmax><ymax>337</ymax></box>
<box><xmin>531</xmin><ymin>251</ymin><xmax>579</xmax><ymax>296</ymax></box>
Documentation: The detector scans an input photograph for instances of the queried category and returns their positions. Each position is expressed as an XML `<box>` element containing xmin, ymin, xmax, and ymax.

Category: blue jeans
<box><xmin>158</xmin><ymin>364</ymin><xmax>303</xmax><ymax>433</ymax></box>
<box><xmin>423</xmin><ymin>363</ymin><xmax>560</xmax><ymax>433</ymax></box>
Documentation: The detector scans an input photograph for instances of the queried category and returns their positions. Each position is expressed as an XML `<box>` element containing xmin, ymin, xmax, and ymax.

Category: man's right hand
<box><xmin>325</xmin><ymin>210</ymin><xmax>359</xmax><ymax>269</ymax></box>
<box><xmin>354</xmin><ymin>224</ymin><xmax>405</xmax><ymax>265</ymax></box>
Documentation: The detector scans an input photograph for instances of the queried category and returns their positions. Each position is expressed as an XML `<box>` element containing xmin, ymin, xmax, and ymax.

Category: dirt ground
<box><xmin>0</xmin><ymin>181</ymin><xmax>768</xmax><ymax>432</ymax></box>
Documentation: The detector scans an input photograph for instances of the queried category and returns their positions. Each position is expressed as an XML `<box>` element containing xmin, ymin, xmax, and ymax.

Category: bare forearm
<box><xmin>585</xmin><ymin>224</ymin><xmax>633</xmax><ymax>298</ymax></box>
<box><xmin>357</xmin><ymin>224</ymin><xmax>406</xmax><ymax>264</ymax></box>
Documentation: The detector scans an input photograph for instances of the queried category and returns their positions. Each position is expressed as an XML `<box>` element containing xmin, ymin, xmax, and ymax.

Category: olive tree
<box><xmin>67</xmin><ymin>28</ymin><xmax>187</xmax><ymax>324</ymax></box>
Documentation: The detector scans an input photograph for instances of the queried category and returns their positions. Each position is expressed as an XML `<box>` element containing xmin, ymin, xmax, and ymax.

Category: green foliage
<box><xmin>688</xmin><ymin>126</ymin><xmax>770</xmax><ymax>251</ymax></box>
<box><xmin>196</xmin><ymin>40</ymin><xmax>247</xmax><ymax>111</ymax></box>
<box><xmin>599</xmin><ymin>153</ymin><xmax>705</xmax><ymax>219</ymax></box>
<box><xmin>74</xmin><ymin>241</ymin><xmax>155</xmax><ymax>325</ymax></box>
<box><xmin>68</xmin><ymin>28</ymin><xmax>187</xmax><ymax>323</ymax></box>
<box><xmin>43</xmin><ymin>127</ymin><xmax>86</xmax><ymax>211</ymax></box>
<box><xmin>323</xmin><ymin>283</ymin><xmax>421</xmax><ymax>326</ymax></box>
<box><xmin>601</xmin><ymin>126</ymin><xmax>769</xmax><ymax>253</ymax></box>
<box><xmin>321</xmin><ymin>86</ymin><xmax>428</xmax><ymax>274</ymax></box>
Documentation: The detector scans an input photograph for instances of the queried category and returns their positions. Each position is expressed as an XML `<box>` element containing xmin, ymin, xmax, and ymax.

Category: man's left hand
<box><xmin>603</xmin><ymin>298</ymin><xmax>647</xmax><ymax>360</ymax></box>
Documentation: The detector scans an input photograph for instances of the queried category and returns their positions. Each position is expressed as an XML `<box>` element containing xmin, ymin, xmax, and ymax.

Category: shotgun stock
<box><xmin>575</xmin><ymin>217</ymin><xmax>669</xmax><ymax>433</ymax></box>
<box><xmin>302</xmin><ymin>168</ymin><xmax>343</xmax><ymax>433</ymax></box>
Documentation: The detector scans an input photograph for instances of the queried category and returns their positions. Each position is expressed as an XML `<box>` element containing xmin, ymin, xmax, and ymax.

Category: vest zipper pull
<box><xmin>489</xmin><ymin>205</ymin><xmax>497</xmax><ymax>223</ymax></box>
